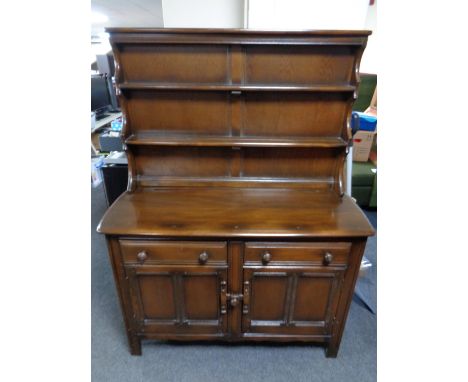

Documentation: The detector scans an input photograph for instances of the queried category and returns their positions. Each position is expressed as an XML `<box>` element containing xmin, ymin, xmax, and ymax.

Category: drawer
<box><xmin>119</xmin><ymin>240</ymin><xmax>227</xmax><ymax>265</ymax></box>
<box><xmin>244</xmin><ymin>242</ymin><xmax>351</xmax><ymax>266</ymax></box>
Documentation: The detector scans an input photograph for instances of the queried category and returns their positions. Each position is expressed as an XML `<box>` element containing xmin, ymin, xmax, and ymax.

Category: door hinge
<box><xmin>220</xmin><ymin>280</ymin><xmax>227</xmax><ymax>314</ymax></box>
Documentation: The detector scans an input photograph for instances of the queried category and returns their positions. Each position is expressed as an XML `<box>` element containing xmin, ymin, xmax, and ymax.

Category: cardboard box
<box><xmin>353</xmin><ymin>130</ymin><xmax>376</xmax><ymax>162</ymax></box>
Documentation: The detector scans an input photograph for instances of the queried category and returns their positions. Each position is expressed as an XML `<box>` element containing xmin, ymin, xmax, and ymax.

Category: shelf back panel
<box><xmin>124</xmin><ymin>90</ymin><xmax>350</xmax><ymax>138</ymax></box>
<box><xmin>125</xmin><ymin>91</ymin><xmax>231</xmax><ymax>136</ymax></box>
<box><xmin>115</xmin><ymin>43</ymin><xmax>358</xmax><ymax>86</ymax></box>
<box><xmin>244</xmin><ymin>45</ymin><xmax>356</xmax><ymax>85</ymax></box>
<box><xmin>118</xmin><ymin>44</ymin><xmax>230</xmax><ymax>83</ymax></box>
<box><xmin>132</xmin><ymin>146</ymin><xmax>342</xmax><ymax>185</ymax></box>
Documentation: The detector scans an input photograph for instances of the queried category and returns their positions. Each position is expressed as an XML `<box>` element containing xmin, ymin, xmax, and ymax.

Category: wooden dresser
<box><xmin>98</xmin><ymin>28</ymin><xmax>374</xmax><ymax>358</ymax></box>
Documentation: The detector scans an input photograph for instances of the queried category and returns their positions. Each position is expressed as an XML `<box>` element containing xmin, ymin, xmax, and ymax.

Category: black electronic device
<box><xmin>101</xmin><ymin>164</ymin><xmax>128</xmax><ymax>206</ymax></box>
<box><xmin>96</xmin><ymin>54</ymin><xmax>116</xmax><ymax>77</ymax></box>
<box><xmin>91</xmin><ymin>75</ymin><xmax>113</xmax><ymax>117</ymax></box>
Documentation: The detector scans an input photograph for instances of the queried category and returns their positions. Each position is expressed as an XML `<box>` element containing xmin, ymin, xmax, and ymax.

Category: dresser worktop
<box><xmin>98</xmin><ymin>187</ymin><xmax>374</xmax><ymax>238</ymax></box>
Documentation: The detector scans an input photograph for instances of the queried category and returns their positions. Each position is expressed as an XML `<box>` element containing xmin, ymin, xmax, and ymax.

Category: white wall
<box><xmin>360</xmin><ymin>2</ymin><xmax>377</xmax><ymax>74</ymax></box>
<box><xmin>162</xmin><ymin>0</ymin><xmax>244</xmax><ymax>28</ymax></box>
<box><xmin>247</xmin><ymin>0</ymin><xmax>369</xmax><ymax>30</ymax></box>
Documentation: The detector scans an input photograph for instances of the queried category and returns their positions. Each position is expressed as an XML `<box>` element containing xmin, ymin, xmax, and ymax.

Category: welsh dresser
<box><xmin>97</xmin><ymin>28</ymin><xmax>374</xmax><ymax>358</ymax></box>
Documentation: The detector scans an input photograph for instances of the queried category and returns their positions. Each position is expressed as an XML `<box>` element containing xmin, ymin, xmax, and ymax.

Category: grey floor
<box><xmin>92</xmin><ymin>185</ymin><xmax>377</xmax><ymax>382</ymax></box>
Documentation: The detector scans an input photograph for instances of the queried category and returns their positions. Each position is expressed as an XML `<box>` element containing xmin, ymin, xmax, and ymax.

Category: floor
<box><xmin>92</xmin><ymin>185</ymin><xmax>377</xmax><ymax>382</ymax></box>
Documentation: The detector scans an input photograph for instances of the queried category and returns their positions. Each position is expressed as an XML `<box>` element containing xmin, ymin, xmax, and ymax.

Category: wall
<box><xmin>247</xmin><ymin>0</ymin><xmax>369</xmax><ymax>30</ymax></box>
<box><xmin>162</xmin><ymin>0</ymin><xmax>244</xmax><ymax>28</ymax></box>
<box><xmin>360</xmin><ymin>2</ymin><xmax>377</xmax><ymax>74</ymax></box>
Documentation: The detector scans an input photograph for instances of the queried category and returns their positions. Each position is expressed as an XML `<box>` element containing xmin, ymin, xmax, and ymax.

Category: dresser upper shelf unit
<box><xmin>108</xmin><ymin>28</ymin><xmax>369</xmax><ymax>192</ymax></box>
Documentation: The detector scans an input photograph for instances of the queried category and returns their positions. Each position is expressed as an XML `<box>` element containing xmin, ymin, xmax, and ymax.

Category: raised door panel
<box><xmin>242</xmin><ymin>267</ymin><xmax>344</xmax><ymax>337</ymax></box>
<box><xmin>184</xmin><ymin>274</ymin><xmax>219</xmax><ymax>319</ymax></box>
<box><xmin>249</xmin><ymin>273</ymin><xmax>289</xmax><ymax>321</ymax></box>
<box><xmin>126</xmin><ymin>265</ymin><xmax>228</xmax><ymax>336</ymax></box>
<box><xmin>118</xmin><ymin>44</ymin><xmax>229</xmax><ymax>83</ymax></box>
<box><xmin>138</xmin><ymin>274</ymin><xmax>175</xmax><ymax>319</ymax></box>
<box><xmin>293</xmin><ymin>275</ymin><xmax>334</xmax><ymax>322</ymax></box>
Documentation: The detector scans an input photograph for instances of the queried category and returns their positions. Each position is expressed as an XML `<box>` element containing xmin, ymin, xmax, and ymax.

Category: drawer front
<box><xmin>120</xmin><ymin>240</ymin><xmax>227</xmax><ymax>265</ymax></box>
<box><xmin>244</xmin><ymin>242</ymin><xmax>351</xmax><ymax>266</ymax></box>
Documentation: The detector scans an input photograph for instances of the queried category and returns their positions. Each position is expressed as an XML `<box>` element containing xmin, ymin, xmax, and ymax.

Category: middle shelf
<box><xmin>125</xmin><ymin>132</ymin><xmax>348</xmax><ymax>148</ymax></box>
<box><xmin>118</xmin><ymin>82</ymin><xmax>356</xmax><ymax>93</ymax></box>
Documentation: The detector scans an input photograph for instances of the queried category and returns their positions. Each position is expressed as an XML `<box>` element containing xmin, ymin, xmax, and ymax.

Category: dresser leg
<box><xmin>325</xmin><ymin>343</ymin><xmax>339</xmax><ymax>358</ymax></box>
<box><xmin>129</xmin><ymin>335</ymin><xmax>142</xmax><ymax>356</ymax></box>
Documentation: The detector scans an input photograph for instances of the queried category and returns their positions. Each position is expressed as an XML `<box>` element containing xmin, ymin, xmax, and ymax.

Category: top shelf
<box><xmin>118</xmin><ymin>82</ymin><xmax>356</xmax><ymax>93</ymax></box>
<box><xmin>107</xmin><ymin>27</ymin><xmax>372</xmax><ymax>37</ymax></box>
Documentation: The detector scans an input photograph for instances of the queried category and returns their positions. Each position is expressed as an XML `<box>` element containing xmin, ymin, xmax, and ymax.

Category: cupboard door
<box><xmin>242</xmin><ymin>267</ymin><xmax>344</xmax><ymax>336</ymax></box>
<box><xmin>126</xmin><ymin>265</ymin><xmax>228</xmax><ymax>337</ymax></box>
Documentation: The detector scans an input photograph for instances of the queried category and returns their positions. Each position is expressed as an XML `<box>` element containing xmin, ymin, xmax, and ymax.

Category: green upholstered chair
<box><xmin>352</xmin><ymin>161</ymin><xmax>377</xmax><ymax>208</ymax></box>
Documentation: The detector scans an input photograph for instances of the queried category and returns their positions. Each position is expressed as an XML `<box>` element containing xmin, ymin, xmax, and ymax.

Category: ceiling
<box><xmin>91</xmin><ymin>0</ymin><xmax>163</xmax><ymax>38</ymax></box>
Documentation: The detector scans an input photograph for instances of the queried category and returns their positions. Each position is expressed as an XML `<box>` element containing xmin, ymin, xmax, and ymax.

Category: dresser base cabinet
<box><xmin>98</xmin><ymin>28</ymin><xmax>374</xmax><ymax>358</ymax></box>
<box><xmin>104</xmin><ymin>236</ymin><xmax>368</xmax><ymax>357</ymax></box>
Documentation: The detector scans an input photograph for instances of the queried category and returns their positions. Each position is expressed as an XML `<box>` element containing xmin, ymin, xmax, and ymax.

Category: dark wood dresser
<box><xmin>97</xmin><ymin>28</ymin><xmax>374</xmax><ymax>358</ymax></box>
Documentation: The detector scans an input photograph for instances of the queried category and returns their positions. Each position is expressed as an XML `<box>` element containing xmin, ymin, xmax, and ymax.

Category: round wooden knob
<box><xmin>198</xmin><ymin>251</ymin><xmax>209</xmax><ymax>264</ymax></box>
<box><xmin>323</xmin><ymin>252</ymin><xmax>333</xmax><ymax>265</ymax></box>
<box><xmin>262</xmin><ymin>251</ymin><xmax>272</xmax><ymax>264</ymax></box>
<box><xmin>230</xmin><ymin>297</ymin><xmax>239</xmax><ymax>307</ymax></box>
<box><xmin>137</xmin><ymin>251</ymin><xmax>148</xmax><ymax>263</ymax></box>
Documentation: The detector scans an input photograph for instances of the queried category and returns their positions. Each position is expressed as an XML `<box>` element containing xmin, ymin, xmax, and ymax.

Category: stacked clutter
<box><xmin>351</xmin><ymin>112</ymin><xmax>377</xmax><ymax>162</ymax></box>
<box><xmin>350</xmin><ymin>109</ymin><xmax>377</xmax><ymax>208</ymax></box>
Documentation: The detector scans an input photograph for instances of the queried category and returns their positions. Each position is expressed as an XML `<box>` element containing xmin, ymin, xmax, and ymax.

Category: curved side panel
<box><xmin>124</xmin><ymin>144</ymin><xmax>137</xmax><ymax>192</ymax></box>
<box><xmin>110</xmin><ymin>40</ymin><xmax>136</xmax><ymax>192</ymax></box>
<box><xmin>332</xmin><ymin>150</ymin><xmax>347</xmax><ymax>197</ymax></box>
<box><xmin>344</xmin><ymin>41</ymin><xmax>368</xmax><ymax>143</ymax></box>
